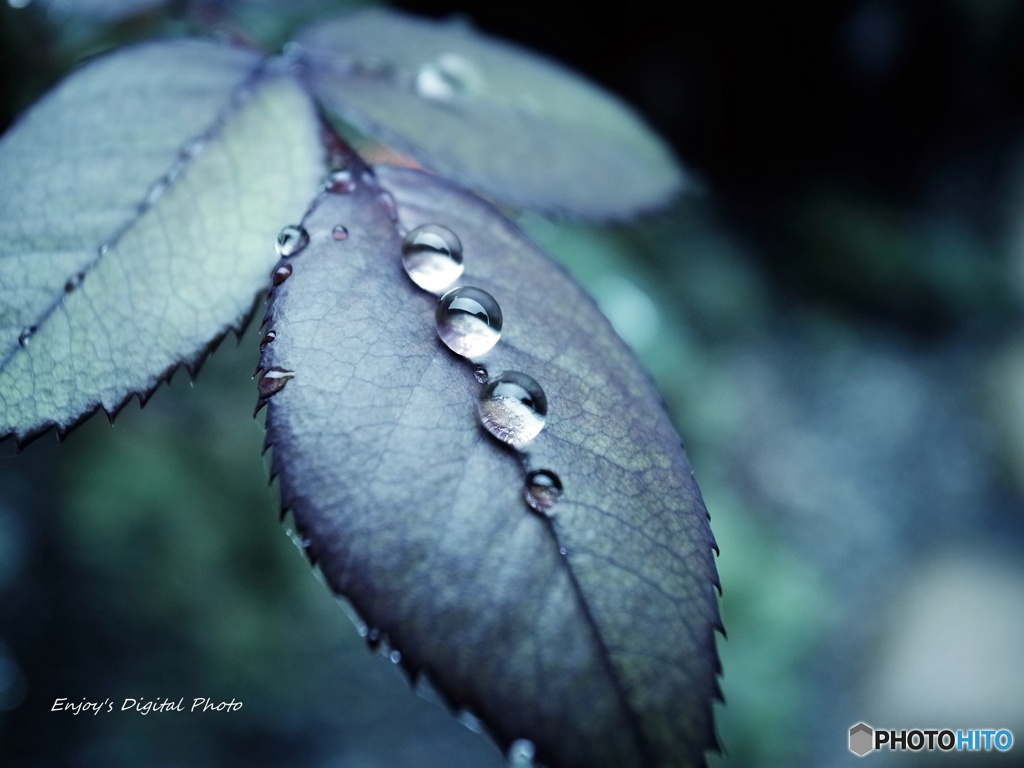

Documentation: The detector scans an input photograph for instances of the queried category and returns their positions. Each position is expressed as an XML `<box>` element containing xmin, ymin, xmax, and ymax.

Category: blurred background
<box><xmin>2</xmin><ymin>0</ymin><xmax>1024</xmax><ymax>766</ymax></box>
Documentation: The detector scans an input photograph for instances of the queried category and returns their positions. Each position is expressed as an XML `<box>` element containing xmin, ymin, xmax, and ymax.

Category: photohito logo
<box><xmin>849</xmin><ymin>723</ymin><xmax>1014</xmax><ymax>757</ymax></box>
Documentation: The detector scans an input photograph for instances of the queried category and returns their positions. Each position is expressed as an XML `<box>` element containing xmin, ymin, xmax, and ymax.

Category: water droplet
<box><xmin>559</xmin><ymin>546</ymin><xmax>567</xmax><ymax>556</ymax></box>
<box><xmin>300</xmin><ymin>537</ymin><xmax>318</xmax><ymax>564</ymax></box>
<box><xmin>436</xmin><ymin>286</ymin><xmax>502</xmax><ymax>357</ymax></box>
<box><xmin>402</xmin><ymin>224</ymin><xmax>464</xmax><ymax>292</ymax></box>
<box><xmin>377</xmin><ymin>190</ymin><xmax>399</xmax><ymax>222</ymax></box>
<box><xmin>388</xmin><ymin>649</ymin><xmax>402</xmax><ymax>664</ymax></box>
<box><xmin>478</xmin><ymin>371</ymin><xmax>547</xmax><ymax>446</ymax></box>
<box><xmin>332</xmin><ymin>225</ymin><xmax>349</xmax><ymax>241</ymax></box>
<box><xmin>17</xmin><ymin>326</ymin><xmax>36</xmax><ymax>348</ymax></box>
<box><xmin>259</xmin><ymin>330</ymin><xmax>277</xmax><ymax>351</ymax></box>
<box><xmin>142</xmin><ymin>177</ymin><xmax>168</xmax><ymax>209</ymax></box>
<box><xmin>365</xmin><ymin>627</ymin><xmax>382</xmax><ymax>649</ymax></box>
<box><xmin>64</xmin><ymin>272</ymin><xmax>85</xmax><ymax>293</ymax></box>
<box><xmin>415</xmin><ymin>53</ymin><xmax>484</xmax><ymax>101</ymax></box>
<box><xmin>98</xmin><ymin>244</ymin><xmax>109</xmax><ymax>257</ymax></box>
<box><xmin>271</xmin><ymin>264</ymin><xmax>293</xmax><ymax>286</ymax></box>
<box><xmin>472</xmin><ymin>364</ymin><xmax>488</xmax><ymax>384</ymax></box>
<box><xmin>258</xmin><ymin>367</ymin><xmax>294</xmax><ymax>398</ymax></box>
<box><xmin>323</xmin><ymin>169</ymin><xmax>356</xmax><ymax>194</ymax></box>
<box><xmin>276</xmin><ymin>225</ymin><xmax>309</xmax><ymax>257</ymax></box>
<box><xmin>524</xmin><ymin>469</ymin><xmax>563</xmax><ymax>513</ymax></box>
<box><xmin>507</xmin><ymin>738</ymin><xmax>536</xmax><ymax>768</ymax></box>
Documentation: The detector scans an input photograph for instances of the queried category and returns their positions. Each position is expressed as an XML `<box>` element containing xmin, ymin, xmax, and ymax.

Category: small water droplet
<box><xmin>259</xmin><ymin>330</ymin><xmax>277</xmax><ymax>351</ymax></box>
<box><xmin>402</xmin><ymin>224</ymin><xmax>464</xmax><ymax>292</ymax></box>
<box><xmin>388</xmin><ymin>649</ymin><xmax>402</xmax><ymax>664</ymax></box>
<box><xmin>142</xmin><ymin>178</ymin><xmax>168</xmax><ymax>209</ymax></box>
<box><xmin>436</xmin><ymin>286</ymin><xmax>502</xmax><ymax>357</ymax></box>
<box><xmin>98</xmin><ymin>244</ymin><xmax>109</xmax><ymax>257</ymax></box>
<box><xmin>300</xmin><ymin>538</ymin><xmax>318</xmax><ymax>564</ymax></box>
<box><xmin>524</xmin><ymin>469</ymin><xmax>563</xmax><ymax>513</ymax></box>
<box><xmin>415</xmin><ymin>53</ymin><xmax>484</xmax><ymax>101</ymax></box>
<box><xmin>507</xmin><ymin>738</ymin><xmax>536</xmax><ymax>768</ymax></box>
<box><xmin>271</xmin><ymin>264</ymin><xmax>293</xmax><ymax>286</ymax></box>
<box><xmin>17</xmin><ymin>326</ymin><xmax>36</xmax><ymax>348</ymax></box>
<box><xmin>559</xmin><ymin>546</ymin><xmax>567</xmax><ymax>556</ymax></box>
<box><xmin>472</xmin><ymin>364</ymin><xmax>488</xmax><ymax>384</ymax></box>
<box><xmin>64</xmin><ymin>272</ymin><xmax>85</xmax><ymax>293</ymax></box>
<box><xmin>258</xmin><ymin>367</ymin><xmax>294</xmax><ymax>398</ymax></box>
<box><xmin>323</xmin><ymin>169</ymin><xmax>356</xmax><ymax>194</ymax></box>
<box><xmin>365</xmin><ymin>627</ymin><xmax>382</xmax><ymax>649</ymax></box>
<box><xmin>377</xmin><ymin>190</ymin><xmax>399</xmax><ymax>222</ymax></box>
<box><xmin>478</xmin><ymin>371</ymin><xmax>547</xmax><ymax>446</ymax></box>
<box><xmin>276</xmin><ymin>225</ymin><xmax>309</xmax><ymax>257</ymax></box>
<box><xmin>332</xmin><ymin>225</ymin><xmax>349</xmax><ymax>241</ymax></box>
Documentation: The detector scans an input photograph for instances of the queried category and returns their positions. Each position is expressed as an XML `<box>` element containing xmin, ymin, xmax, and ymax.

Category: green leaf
<box><xmin>0</xmin><ymin>39</ymin><xmax>324</xmax><ymax>442</ymax></box>
<box><xmin>294</xmin><ymin>9</ymin><xmax>686</xmax><ymax>220</ymax></box>
<box><xmin>259</xmin><ymin>164</ymin><xmax>721</xmax><ymax>768</ymax></box>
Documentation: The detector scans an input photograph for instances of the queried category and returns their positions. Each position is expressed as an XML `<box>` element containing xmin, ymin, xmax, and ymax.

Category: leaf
<box><xmin>34</xmin><ymin>0</ymin><xmax>167</xmax><ymax>21</ymax></box>
<box><xmin>259</xmin><ymin>164</ymin><xmax>722</xmax><ymax>768</ymax></box>
<box><xmin>293</xmin><ymin>9</ymin><xmax>686</xmax><ymax>221</ymax></box>
<box><xmin>0</xmin><ymin>39</ymin><xmax>324</xmax><ymax>442</ymax></box>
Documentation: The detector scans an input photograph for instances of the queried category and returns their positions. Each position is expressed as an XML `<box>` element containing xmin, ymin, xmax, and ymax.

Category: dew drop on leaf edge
<box><xmin>524</xmin><ymin>469</ymin><xmax>563</xmax><ymax>514</ymax></box>
<box><xmin>478</xmin><ymin>371</ymin><xmax>547</xmax><ymax>446</ymax></box>
<box><xmin>435</xmin><ymin>286</ymin><xmax>502</xmax><ymax>357</ymax></box>
<box><xmin>507</xmin><ymin>738</ymin><xmax>537</xmax><ymax>768</ymax></box>
<box><xmin>402</xmin><ymin>223</ymin><xmax>464</xmax><ymax>292</ymax></box>
<box><xmin>272</xmin><ymin>264</ymin><xmax>293</xmax><ymax>286</ymax></box>
<box><xmin>276</xmin><ymin>225</ymin><xmax>309</xmax><ymax>257</ymax></box>
<box><xmin>258</xmin><ymin>367</ymin><xmax>295</xmax><ymax>398</ymax></box>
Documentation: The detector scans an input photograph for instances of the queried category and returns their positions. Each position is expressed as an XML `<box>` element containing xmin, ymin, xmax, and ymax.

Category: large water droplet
<box><xmin>478</xmin><ymin>371</ymin><xmax>547</xmax><ymax>446</ymax></box>
<box><xmin>402</xmin><ymin>224</ymin><xmax>464</xmax><ymax>293</ymax></box>
<box><xmin>271</xmin><ymin>264</ymin><xmax>293</xmax><ymax>286</ymax></box>
<box><xmin>276</xmin><ymin>225</ymin><xmax>309</xmax><ymax>257</ymax></box>
<box><xmin>436</xmin><ymin>287</ymin><xmax>502</xmax><ymax>357</ymax></box>
<box><xmin>332</xmin><ymin>225</ymin><xmax>349</xmax><ymax>241</ymax></box>
<box><xmin>415</xmin><ymin>53</ymin><xmax>483</xmax><ymax>101</ymax></box>
<box><xmin>524</xmin><ymin>470</ymin><xmax>563</xmax><ymax>513</ymax></box>
<box><xmin>258</xmin><ymin>367</ymin><xmax>295</xmax><ymax>398</ymax></box>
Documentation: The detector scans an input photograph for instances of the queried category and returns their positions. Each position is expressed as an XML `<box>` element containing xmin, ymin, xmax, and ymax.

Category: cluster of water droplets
<box><xmin>400</xmin><ymin>222</ymin><xmax>563</xmax><ymax>515</ymax></box>
<box><xmin>257</xmin><ymin>166</ymin><xmax>375</xmax><ymax>407</ymax></box>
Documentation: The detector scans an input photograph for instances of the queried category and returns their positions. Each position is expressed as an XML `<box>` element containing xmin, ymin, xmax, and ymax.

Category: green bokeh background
<box><xmin>3</xmin><ymin>1</ymin><xmax>1024</xmax><ymax>767</ymax></box>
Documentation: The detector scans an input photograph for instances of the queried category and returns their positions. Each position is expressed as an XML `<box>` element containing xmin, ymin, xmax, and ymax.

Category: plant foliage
<box><xmin>0</xmin><ymin>9</ymin><xmax>721</xmax><ymax>767</ymax></box>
